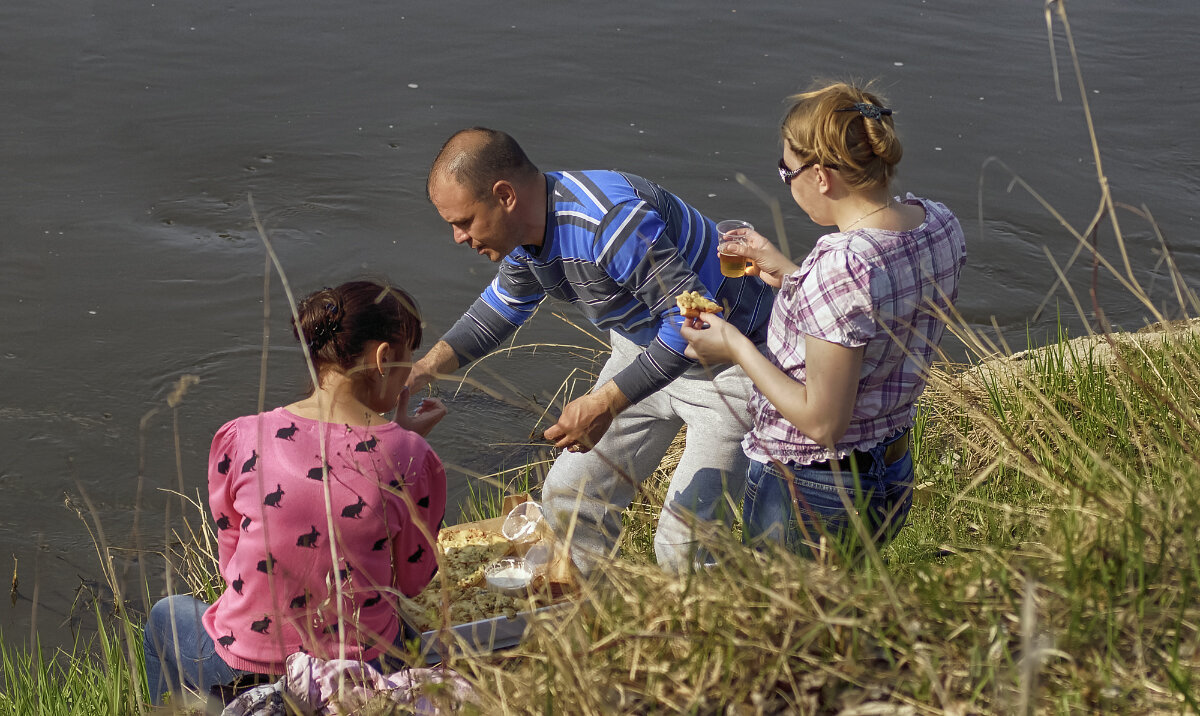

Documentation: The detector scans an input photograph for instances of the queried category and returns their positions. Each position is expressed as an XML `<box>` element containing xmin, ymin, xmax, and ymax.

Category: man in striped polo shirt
<box><xmin>409</xmin><ymin>127</ymin><xmax>773</xmax><ymax>574</ymax></box>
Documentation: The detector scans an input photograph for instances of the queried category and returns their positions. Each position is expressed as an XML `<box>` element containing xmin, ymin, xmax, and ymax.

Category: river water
<box><xmin>2</xmin><ymin>1</ymin><xmax>1198</xmax><ymax>648</ymax></box>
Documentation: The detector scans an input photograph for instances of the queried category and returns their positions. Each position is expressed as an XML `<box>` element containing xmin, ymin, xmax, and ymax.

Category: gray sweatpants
<box><xmin>541</xmin><ymin>332</ymin><xmax>753</xmax><ymax>574</ymax></box>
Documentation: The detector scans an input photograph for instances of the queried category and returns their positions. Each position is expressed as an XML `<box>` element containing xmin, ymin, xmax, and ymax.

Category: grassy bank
<box><xmin>444</xmin><ymin>321</ymin><xmax>1200</xmax><ymax>715</ymax></box>
<box><xmin>0</xmin><ymin>617</ymin><xmax>145</xmax><ymax>715</ymax></box>
<box><xmin>4</xmin><ymin>321</ymin><xmax>1200</xmax><ymax>714</ymax></box>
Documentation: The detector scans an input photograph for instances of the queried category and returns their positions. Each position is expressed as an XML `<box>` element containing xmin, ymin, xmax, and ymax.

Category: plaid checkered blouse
<box><xmin>743</xmin><ymin>195</ymin><xmax>967</xmax><ymax>466</ymax></box>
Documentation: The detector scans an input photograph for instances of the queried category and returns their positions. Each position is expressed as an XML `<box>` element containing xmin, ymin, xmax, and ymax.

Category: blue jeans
<box><xmin>143</xmin><ymin>595</ymin><xmax>418</xmax><ymax>705</ymax></box>
<box><xmin>143</xmin><ymin>595</ymin><xmax>248</xmax><ymax>706</ymax></box>
<box><xmin>742</xmin><ymin>432</ymin><xmax>914</xmax><ymax>559</ymax></box>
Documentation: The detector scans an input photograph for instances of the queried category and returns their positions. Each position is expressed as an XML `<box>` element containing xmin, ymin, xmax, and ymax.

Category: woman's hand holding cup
<box><xmin>717</xmin><ymin>226</ymin><xmax>798</xmax><ymax>289</ymax></box>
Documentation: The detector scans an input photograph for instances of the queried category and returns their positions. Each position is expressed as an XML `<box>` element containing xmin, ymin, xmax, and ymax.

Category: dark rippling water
<box><xmin>2</xmin><ymin>1</ymin><xmax>1198</xmax><ymax>647</ymax></box>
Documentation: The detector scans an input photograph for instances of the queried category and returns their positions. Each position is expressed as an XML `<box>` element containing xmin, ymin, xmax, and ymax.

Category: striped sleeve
<box><xmin>596</xmin><ymin>203</ymin><xmax>701</xmax><ymax>403</ymax></box>
<box><xmin>441</xmin><ymin>257</ymin><xmax>546</xmax><ymax>364</ymax></box>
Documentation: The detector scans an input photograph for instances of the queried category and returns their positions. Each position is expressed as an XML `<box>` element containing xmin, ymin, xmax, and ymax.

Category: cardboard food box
<box><xmin>402</xmin><ymin>494</ymin><xmax>582</xmax><ymax>664</ymax></box>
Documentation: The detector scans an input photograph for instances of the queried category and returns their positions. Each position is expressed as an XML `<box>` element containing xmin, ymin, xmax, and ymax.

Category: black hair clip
<box><xmin>836</xmin><ymin>103</ymin><xmax>893</xmax><ymax>120</ymax></box>
<box><xmin>308</xmin><ymin>307</ymin><xmax>342</xmax><ymax>352</ymax></box>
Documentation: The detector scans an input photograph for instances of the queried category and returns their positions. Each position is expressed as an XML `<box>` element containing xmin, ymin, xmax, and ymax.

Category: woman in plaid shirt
<box><xmin>681</xmin><ymin>82</ymin><xmax>966</xmax><ymax>559</ymax></box>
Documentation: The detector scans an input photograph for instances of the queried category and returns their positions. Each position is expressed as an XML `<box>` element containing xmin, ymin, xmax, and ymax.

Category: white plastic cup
<box><xmin>523</xmin><ymin>542</ymin><xmax>552</xmax><ymax>576</ymax></box>
<box><xmin>501</xmin><ymin>501</ymin><xmax>545</xmax><ymax>544</ymax></box>
<box><xmin>715</xmin><ymin>220</ymin><xmax>753</xmax><ymax>278</ymax></box>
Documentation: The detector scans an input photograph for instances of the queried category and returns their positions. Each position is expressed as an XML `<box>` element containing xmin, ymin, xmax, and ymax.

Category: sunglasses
<box><xmin>777</xmin><ymin>157</ymin><xmax>841</xmax><ymax>185</ymax></box>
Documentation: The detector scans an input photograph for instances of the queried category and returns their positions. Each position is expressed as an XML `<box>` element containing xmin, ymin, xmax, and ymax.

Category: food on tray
<box><xmin>405</xmin><ymin>527</ymin><xmax>537</xmax><ymax>631</ymax></box>
<box><xmin>675</xmin><ymin>290</ymin><xmax>722</xmax><ymax>318</ymax></box>
<box><xmin>405</xmin><ymin>586</ymin><xmax>524</xmax><ymax>630</ymax></box>
<box><xmin>437</xmin><ymin>528</ymin><xmax>512</xmax><ymax>587</ymax></box>
<box><xmin>438</xmin><ymin>527</ymin><xmax>510</xmax><ymax>553</ymax></box>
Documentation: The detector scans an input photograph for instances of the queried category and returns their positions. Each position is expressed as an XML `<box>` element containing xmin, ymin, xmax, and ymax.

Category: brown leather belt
<box><xmin>809</xmin><ymin>428</ymin><xmax>911</xmax><ymax>472</ymax></box>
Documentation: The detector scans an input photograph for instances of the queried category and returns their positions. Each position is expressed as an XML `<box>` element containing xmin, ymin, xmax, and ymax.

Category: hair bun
<box><xmin>292</xmin><ymin>280</ymin><xmax>423</xmax><ymax>376</ymax></box>
<box><xmin>310</xmin><ymin>303</ymin><xmax>342</xmax><ymax>348</ymax></box>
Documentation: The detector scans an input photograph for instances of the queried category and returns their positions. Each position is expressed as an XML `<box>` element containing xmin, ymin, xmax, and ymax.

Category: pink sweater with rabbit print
<box><xmin>202</xmin><ymin>407</ymin><xmax>445</xmax><ymax>674</ymax></box>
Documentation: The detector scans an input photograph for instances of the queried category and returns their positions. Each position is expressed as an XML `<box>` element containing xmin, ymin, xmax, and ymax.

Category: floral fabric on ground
<box><xmin>221</xmin><ymin>652</ymin><xmax>472</xmax><ymax>715</ymax></box>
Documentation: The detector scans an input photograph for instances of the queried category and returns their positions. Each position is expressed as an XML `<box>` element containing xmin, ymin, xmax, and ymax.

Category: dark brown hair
<box><xmin>292</xmin><ymin>280</ymin><xmax>423</xmax><ymax>373</ymax></box>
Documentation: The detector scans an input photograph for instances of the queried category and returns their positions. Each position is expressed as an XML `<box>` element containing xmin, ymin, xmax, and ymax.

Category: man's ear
<box><xmin>492</xmin><ymin>180</ymin><xmax>518</xmax><ymax>209</ymax></box>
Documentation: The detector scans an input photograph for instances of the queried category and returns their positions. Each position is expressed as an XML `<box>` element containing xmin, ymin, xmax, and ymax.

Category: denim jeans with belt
<box><xmin>742</xmin><ymin>430</ymin><xmax>914</xmax><ymax>559</ymax></box>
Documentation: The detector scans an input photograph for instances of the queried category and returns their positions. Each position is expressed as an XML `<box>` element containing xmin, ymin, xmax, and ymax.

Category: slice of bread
<box><xmin>676</xmin><ymin>291</ymin><xmax>722</xmax><ymax>318</ymax></box>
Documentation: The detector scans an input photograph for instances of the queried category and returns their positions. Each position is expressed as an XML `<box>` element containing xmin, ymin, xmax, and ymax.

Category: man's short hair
<box><xmin>429</xmin><ymin>127</ymin><xmax>540</xmax><ymax>200</ymax></box>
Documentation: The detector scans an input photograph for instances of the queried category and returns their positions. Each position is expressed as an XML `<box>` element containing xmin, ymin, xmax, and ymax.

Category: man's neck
<box><xmin>522</xmin><ymin>173</ymin><xmax>550</xmax><ymax>251</ymax></box>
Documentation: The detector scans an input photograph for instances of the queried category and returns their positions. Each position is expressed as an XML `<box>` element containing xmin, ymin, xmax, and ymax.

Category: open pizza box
<box><xmin>400</xmin><ymin>493</ymin><xmax>583</xmax><ymax>664</ymax></box>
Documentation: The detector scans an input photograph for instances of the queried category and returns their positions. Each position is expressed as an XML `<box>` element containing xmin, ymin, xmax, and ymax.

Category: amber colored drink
<box><xmin>719</xmin><ymin>251</ymin><xmax>746</xmax><ymax>278</ymax></box>
<box><xmin>715</xmin><ymin>219</ymin><xmax>753</xmax><ymax>279</ymax></box>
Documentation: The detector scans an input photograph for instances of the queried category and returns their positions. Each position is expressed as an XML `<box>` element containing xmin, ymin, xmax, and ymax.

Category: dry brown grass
<box><xmin>432</xmin><ymin>322</ymin><xmax>1200</xmax><ymax>715</ymax></box>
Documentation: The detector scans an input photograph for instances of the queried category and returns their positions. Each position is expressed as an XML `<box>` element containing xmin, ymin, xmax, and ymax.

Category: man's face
<box><xmin>429</xmin><ymin>176</ymin><xmax>521</xmax><ymax>262</ymax></box>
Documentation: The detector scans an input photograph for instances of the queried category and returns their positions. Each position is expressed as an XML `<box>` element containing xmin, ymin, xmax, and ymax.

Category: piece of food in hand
<box><xmin>676</xmin><ymin>291</ymin><xmax>722</xmax><ymax>318</ymax></box>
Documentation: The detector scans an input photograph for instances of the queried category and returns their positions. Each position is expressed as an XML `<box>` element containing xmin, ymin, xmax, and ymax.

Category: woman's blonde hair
<box><xmin>781</xmin><ymin>81</ymin><xmax>902</xmax><ymax>191</ymax></box>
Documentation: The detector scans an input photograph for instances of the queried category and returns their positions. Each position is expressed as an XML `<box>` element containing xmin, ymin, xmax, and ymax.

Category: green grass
<box><xmin>460</xmin><ymin>461</ymin><xmax>545</xmax><ymax>524</ymax></box>
<box><xmin>0</xmin><ymin>616</ymin><xmax>146</xmax><ymax>716</ymax></box>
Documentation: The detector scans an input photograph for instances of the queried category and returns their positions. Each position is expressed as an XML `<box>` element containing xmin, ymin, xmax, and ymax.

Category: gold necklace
<box><xmin>842</xmin><ymin>198</ymin><xmax>891</xmax><ymax>231</ymax></box>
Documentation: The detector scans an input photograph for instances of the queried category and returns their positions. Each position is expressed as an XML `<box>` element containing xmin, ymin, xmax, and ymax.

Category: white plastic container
<box><xmin>484</xmin><ymin>558</ymin><xmax>533</xmax><ymax>595</ymax></box>
<box><xmin>522</xmin><ymin>542</ymin><xmax>551</xmax><ymax>576</ymax></box>
<box><xmin>501</xmin><ymin>501</ymin><xmax>544</xmax><ymax>544</ymax></box>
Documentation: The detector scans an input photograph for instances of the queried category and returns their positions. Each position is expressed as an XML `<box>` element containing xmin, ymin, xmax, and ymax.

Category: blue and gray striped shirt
<box><xmin>442</xmin><ymin>170</ymin><xmax>773</xmax><ymax>404</ymax></box>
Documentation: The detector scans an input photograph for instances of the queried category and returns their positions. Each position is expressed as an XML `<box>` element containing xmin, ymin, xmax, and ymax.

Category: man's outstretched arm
<box><xmin>406</xmin><ymin>340</ymin><xmax>462</xmax><ymax>394</ymax></box>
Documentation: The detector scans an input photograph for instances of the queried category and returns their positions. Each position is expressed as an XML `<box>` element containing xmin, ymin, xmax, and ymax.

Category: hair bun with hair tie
<box><xmin>836</xmin><ymin>103</ymin><xmax>892</xmax><ymax>121</ymax></box>
<box><xmin>308</xmin><ymin>302</ymin><xmax>342</xmax><ymax>352</ymax></box>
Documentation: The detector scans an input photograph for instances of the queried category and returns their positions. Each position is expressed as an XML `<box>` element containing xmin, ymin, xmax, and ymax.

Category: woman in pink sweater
<box><xmin>144</xmin><ymin>280</ymin><xmax>448</xmax><ymax>705</ymax></box>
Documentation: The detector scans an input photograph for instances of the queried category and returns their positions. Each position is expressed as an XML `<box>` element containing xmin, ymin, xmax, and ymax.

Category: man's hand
<box><xmin>392</xmin><ymin>385</ymin><xmax>448</xmax><ymax>438</ymax></box>
<box><xmin>543</xmin><ymin>381</ymin><xmax>629</xmax><ymax>453</ymax></box>
<box><xmin>406</xmin><ymin>361</ymin><xmax>437</xmax><ymax>396</ymax></box>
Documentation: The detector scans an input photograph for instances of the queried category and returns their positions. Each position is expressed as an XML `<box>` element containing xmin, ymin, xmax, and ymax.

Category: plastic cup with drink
<box><xmin>716</xmin><ymin>220</ymin><xmax>753</xmax><ymax>278</ymax></box>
